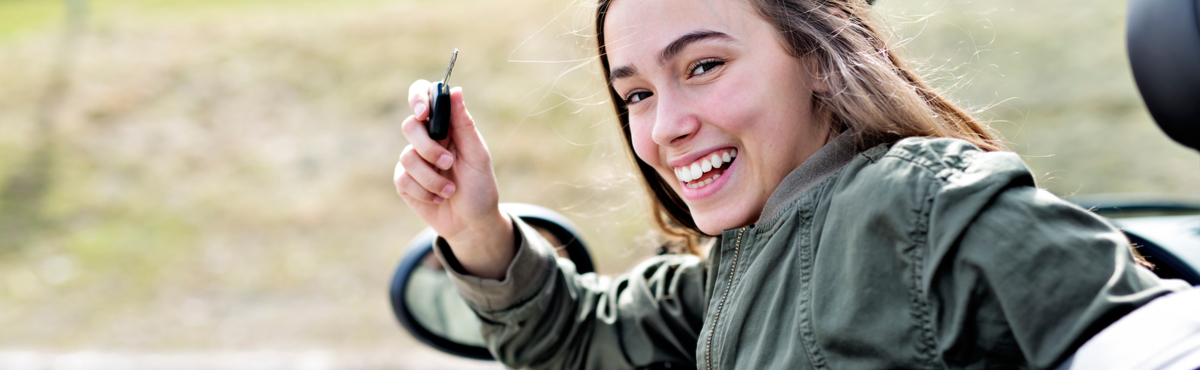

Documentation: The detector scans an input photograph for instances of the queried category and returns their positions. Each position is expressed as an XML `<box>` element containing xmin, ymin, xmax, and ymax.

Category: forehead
<box><xmin>603</xmin><ymin>0</ymin><xmax>761</xmax><ymax>66</ymax></box>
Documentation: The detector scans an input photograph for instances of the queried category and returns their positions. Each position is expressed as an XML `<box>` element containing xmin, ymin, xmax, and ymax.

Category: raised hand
<box><xmin>394</xmin><ymin>79</ymin><xmax>515</xmax><ymax>280</ymax></box>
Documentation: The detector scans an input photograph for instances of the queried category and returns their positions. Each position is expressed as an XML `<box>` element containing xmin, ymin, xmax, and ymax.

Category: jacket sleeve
<box><xmin>432</xmin><ymin>215</ymin><xmax>708</xmax><ymax>370</ymax></box>
<box><xmin>923</xmin><ymin>151</ymin><xmax>1190</xmax><ymax>369</ymax></box>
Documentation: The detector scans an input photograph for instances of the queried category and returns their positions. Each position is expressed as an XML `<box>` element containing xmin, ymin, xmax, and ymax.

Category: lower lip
<box><xmin>679</xmin><ymin>158</ymin><xmax>735</xmax><ymax>200</ymax></box>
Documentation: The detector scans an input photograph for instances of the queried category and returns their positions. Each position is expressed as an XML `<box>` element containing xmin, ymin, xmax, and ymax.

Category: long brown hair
<box><xmin>595</xmin><ymin>0</ymin><xmax>1003</xmax><ymax>254</ymax></box>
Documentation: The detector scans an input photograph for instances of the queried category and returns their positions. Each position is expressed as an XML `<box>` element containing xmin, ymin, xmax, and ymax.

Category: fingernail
<box><xmin>433</xmin><ymin>196</ymin><xmax>444</xmax><ymax>204</ymax></box>
<box><xmin>440</xmin><ymin>184</ymin><xmax>456</xmax><ymax>198</ymax></box>
<box><xmin>436</xmin><ymin>154</ymin><xmax>453</xmax><ymax>170</ymax></box>
<box><xmin>415</xmin><ymin>103</ymin><xmax>427</xmax><ymax>117</ymax></box>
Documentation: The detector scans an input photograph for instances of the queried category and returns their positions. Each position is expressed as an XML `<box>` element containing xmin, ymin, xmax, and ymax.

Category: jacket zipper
<box><xmin>705</xmin><ymin>227</ymin><xmax>745</xmax><ymax>370</ymax></box>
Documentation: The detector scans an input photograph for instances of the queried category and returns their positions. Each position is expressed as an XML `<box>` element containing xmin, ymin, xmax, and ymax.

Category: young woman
<box><xmin>393</xmin><ymin>0</ymin><xmax>1188</xmax><ymax>368</ymax></box>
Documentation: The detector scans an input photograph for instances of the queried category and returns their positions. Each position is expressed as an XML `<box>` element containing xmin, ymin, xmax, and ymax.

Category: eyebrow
<box><xmin>659</xmin><ymin>30</ymin><xmax>730</xmax><ymax>66</ymax></box>
<box><xmin>609</xmin><ymin>30</ymin><xmax>733</xmax><ymax>83</ymax></box>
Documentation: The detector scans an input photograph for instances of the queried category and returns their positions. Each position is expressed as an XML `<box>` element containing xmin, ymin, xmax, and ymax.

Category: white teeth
<box><xmin>673</xmin><ymin>149</ymin><xmax>737</xmax><ymax>185</ymax></box>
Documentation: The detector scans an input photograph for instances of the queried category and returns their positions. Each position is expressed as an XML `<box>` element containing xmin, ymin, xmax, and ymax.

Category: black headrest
<box><xmin>1126</xmin><ymin>0</ymin><xmax>1200</xmax><ymax>151</ymax></box>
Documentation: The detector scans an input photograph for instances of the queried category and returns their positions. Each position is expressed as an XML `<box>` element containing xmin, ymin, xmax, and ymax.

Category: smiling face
<box><xmin>605</xmin><ymin>0</ymin><xmax>833</xmax><ymax>234</ymax></box>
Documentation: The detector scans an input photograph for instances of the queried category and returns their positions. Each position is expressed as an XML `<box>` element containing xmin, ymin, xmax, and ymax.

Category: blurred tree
<box><xmin>0</xmin><ymin>0</ymin><xmax>86</xmax><ymax>250</ymax></box>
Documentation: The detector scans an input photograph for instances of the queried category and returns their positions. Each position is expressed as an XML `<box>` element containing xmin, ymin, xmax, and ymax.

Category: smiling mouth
<box><xmin>673</xmin><ymin>149</ymin><xmax>736</xmax><ymax>189</ymax></box>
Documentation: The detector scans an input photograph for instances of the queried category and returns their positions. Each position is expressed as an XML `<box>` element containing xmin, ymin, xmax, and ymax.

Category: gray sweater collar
<box><xmin>756</xmin><ymin>132</ymin><xmax>861</xmax><ymax>225</ymax></box>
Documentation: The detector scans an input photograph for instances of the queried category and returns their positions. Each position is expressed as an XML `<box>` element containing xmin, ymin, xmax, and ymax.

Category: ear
<box><xmin>808</xmin><ymin>57</ymin><xmax>828</xmax><ymax>94</ymax></box>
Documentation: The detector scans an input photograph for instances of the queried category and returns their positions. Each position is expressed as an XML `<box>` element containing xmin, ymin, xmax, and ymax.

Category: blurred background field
<box><xmin>0</xmin><ymin>0</ymin><xmax>1196</xmax><ymax>367</ymax></box>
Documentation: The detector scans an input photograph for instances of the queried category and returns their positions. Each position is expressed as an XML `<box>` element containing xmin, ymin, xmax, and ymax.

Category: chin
<box><xmin>692</xmin><ymin>211</ymin><xmax>749</xmax><ymax>236</ymax></box>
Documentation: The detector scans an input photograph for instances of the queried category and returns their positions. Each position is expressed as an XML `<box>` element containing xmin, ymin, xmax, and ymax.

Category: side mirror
<box><xmin>388</xmin><ymin>203</ymin><xmax>594</xmax><ymax>360</ymax></box>
<box><xmin>1126</xmin><ymin>0</ymin><xmax>1200</xmax><ymax>150</ymax></box>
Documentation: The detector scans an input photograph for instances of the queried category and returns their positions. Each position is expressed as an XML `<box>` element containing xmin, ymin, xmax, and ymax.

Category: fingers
<box><xmin>404</xmin><ymin>80</ymin><xmax>453</xmax><ymax>171</ymax></box>
<box><xmin>395</xmin><ymin>145</ymin><xmax>457</xmax><ymax>203</ymax></box>
<box><xmin>408</xmin><ymin>79</ymin><xmax>433</xmax><ymax>121</ymax></box>
<box><xmin>395</xmin><ymin>170</ymin><xmax>443</xmax><ymax>204</ymax></box>
<box><xmin>445</xmin><ymin>87</ymin><xmax>491</xmax><ymax>165</ymax></box>
<box><xmin>401</xmin><ymin>115</ymin><xmax>455</xmax><ymax>171</ymax></box>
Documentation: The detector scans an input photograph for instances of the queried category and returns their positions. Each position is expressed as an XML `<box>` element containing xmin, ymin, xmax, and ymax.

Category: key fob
<box><xmin>426</xmin><ymin>49</ymin><xmax>458</xmax><ymax>141</ymax></box>
<box><xmin>428</xmin><ymin>82</ymin><xmax>451</xmax><ymax>140</ymax></box>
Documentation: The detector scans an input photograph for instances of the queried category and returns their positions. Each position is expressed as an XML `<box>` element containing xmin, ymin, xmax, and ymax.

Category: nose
<box><xmin>651</xmin><ymin>89</ymin><xmax>701</xmax><ymax>147</ymax></box>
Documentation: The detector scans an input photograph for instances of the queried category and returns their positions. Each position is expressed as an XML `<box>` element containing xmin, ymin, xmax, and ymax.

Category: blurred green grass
<box><xmin>0</xmin><ymin>0</ymin><xmax>1196</xmax><ymax>354</ymax></box>
<box><xmin>875</xmin><ymin>0</ymin><xmax>1200</xmax><ymax>195</ymax></box>
<box><xmin>0</xmin><ymin>0</ymin><xmax>645</xmax><ymax>351</ymax></box>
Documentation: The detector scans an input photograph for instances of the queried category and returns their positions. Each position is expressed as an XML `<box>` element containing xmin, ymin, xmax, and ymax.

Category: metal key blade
<box><xmin>441</xmin><ymin>49</ymin><xmax>458</xmax><ymax>94</ymax></box>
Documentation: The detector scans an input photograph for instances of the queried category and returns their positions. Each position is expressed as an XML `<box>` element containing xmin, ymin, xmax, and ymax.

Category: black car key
<box><xmin>427</xmin><ymin>49</ymin><xmax>458</xmax><ymax>141</ymax></box>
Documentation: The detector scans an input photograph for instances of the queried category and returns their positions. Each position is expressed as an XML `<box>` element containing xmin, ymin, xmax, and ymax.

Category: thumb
<box><xmin>447</xmin><ymin>87</ymin><xmax>491</xmax><ymax>164</ymax></box>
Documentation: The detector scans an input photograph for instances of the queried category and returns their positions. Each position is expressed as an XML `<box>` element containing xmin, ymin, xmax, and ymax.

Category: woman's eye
<box><xmin>624</xmin><ymin>91</ymin><xmax>653</xmax><ymax>104</ymax></box>
<box><xmin>689</xmin><ymin>59</ymin><xmax>724</xmax><ymax>77</ymax></box>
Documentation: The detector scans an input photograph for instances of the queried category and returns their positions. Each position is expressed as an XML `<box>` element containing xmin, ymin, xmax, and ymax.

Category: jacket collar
<box><xmin>755</xmin><ymin>132</ymin><xmax>861</xmax><ymax>225</ymax></box>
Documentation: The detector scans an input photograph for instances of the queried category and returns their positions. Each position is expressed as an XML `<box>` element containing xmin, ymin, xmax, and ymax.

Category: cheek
<box><xmin>695</xmin><ymin>75</ymin><xmax>763</xmax><ymax>132</ymax></box>
<box><xmin>628</xmin><ymin>118</ymin><xmax>660</xmax><ymax>167</ymax></box>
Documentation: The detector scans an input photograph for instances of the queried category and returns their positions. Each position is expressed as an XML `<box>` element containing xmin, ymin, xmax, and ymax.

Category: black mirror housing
<box><xmin>388</xmin><ymin>203</ymin><xmax>594</xmax><ymax>360</ymax></box>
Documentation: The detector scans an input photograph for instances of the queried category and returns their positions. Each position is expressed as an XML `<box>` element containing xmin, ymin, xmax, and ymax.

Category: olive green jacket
<box><xmin>434</xmin><ymin>135</ymin><xmax>1188</xmax><ymax>370</ymax></box>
